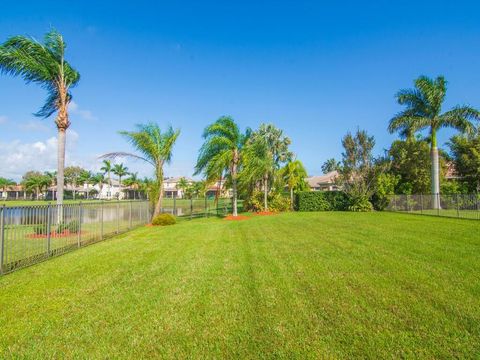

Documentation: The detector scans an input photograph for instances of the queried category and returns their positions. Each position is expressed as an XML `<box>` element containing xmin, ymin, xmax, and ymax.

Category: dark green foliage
<box><xmin>56</xmin><ymin>220</ymin><xmax>80</xmax><ymax>234</ymax></box>
<box><xmin>347</xmin><ymin>195</ymin><xmax>373</xmax><ymax>212</ymax></box>
<box><xmin>296</xmin><ymin>191</ymin><xmax>348</xmax><ymax>211</ymax></box>
<box><xmin>448</xmin><ymin>132</ymin><xmax>480</xmax><ymax>192</ymax></box>
<box><xmin>33</xmin><ymin>224</ymin><xmax>48</xmax><ymax>235</ymax></box>
<box><xmin>245</xmin><ymin>190</ymin><xmax>290</xmax><ymax>212</ymax></box>
<box><xmin>152</xmin><ymin>213</ymin><xmax>176</xmax><ymax>226</ymax></box>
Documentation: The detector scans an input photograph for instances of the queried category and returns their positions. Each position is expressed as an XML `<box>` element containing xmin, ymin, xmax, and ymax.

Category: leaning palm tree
<box><xmin>0</xmin><ymin>29</ymin><xmax>80</xmax><ymax>205</ymax></box>
<box><xmin>102</xmin><ymin>123</ymin><xmax>180</xmax><ymax>217</ymax></box>
<box><xmin>195</xmin><ymin>116</ymin><xmax>250</xmax><ymax>217</ymax></box>
<box><xmin>389</xmin><ymin>76</ymin><xmax>480</xmax><ymax>208</ymax></box>
<box><xmin>280</xmin><ymin>159</ymin><xmax>308</xmax><ymax>210</ymax></box>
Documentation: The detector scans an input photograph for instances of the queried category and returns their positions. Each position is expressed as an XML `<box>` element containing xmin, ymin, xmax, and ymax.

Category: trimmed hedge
<box><xmin>296</xmin><ymin>191</ymin><xmax>348</xmax><ymax>211</ymax></box>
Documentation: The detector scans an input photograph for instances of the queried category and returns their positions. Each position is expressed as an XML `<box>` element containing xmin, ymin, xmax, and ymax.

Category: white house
<box><xmin>305</xmin><ymin>171</ymin><xmax>339</xmax><ymax>191</ymax></box>
<box><xmin>163</xmin><ymin>177</ymin><xmax>195</xmax><ymax>198</ymax></box>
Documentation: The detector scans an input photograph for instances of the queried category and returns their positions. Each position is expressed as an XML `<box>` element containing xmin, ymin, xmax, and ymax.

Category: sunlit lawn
<box><xmin>0</xmin><ymin>212</ymin><xmax>479</xmax><ymax>358</ymax></box>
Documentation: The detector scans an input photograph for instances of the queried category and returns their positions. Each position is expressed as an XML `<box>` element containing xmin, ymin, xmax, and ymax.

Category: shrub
<box><xmin>244</xmin><ymin>190</ymin><xmax>290</xmax><ymax>212</ymax></box>
<box><xmin>56</xmin><ymin>220</ymin><xmax>80</xmax><ymax>234</ymax></box>
<box><xmin>347</xmin><ymin>195</ymin><xmax>373</xmax><ymax>212</ymax></box>
<box><xmin>152</xmin><ymin>213</ymin><xmax>176</xmax><ymax>226</ymax></box>
<box><xmin>34</xmin><ymin>224</ymin><xmax>48</xmax><ymax>235</ymax></box>
<box><xmin>296</xmin><ymin>191</ymin><xmax>348</xmax><ymax>211</ymax></box>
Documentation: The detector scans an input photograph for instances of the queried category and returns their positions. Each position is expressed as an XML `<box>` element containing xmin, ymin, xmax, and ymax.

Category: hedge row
<box><xmin>296</xmin><ymin>191</ymin><xmax>349</xmax><ymax>211</ymax></box>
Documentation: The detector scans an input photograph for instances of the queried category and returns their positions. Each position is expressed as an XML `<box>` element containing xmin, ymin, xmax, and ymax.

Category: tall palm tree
<box><xmin>245</xmin><ymin>124</ymin><xmax>292</xmax><ymax>211</ymax></box>
<box><xmin>195</xmin><ymin>116</ymin><xmax>250</xmax><ymax>217</ymax></box>
<box><xmin>0</xmin><ymin>29</ymin><xmax>80</xmax><ymax>205</ymax></box>
<box><xmin>100</xmin><ymin>160</ymin><xmax>113</xmax><ymax>199</ymax></box>
<box><xmin>388</xmin><ymin>76</ymin><xmax>480</xmax><ymax>208</ymax></box>
<box><xmin>102</xmin><ymin>123</ymin><xmax>180</xmax><ymax>217</ymax></box>
<box><xmin>113</xmin><ymin>163</ymin><xmax>129</xmax><ymax>199</ymax></box>
<box><xmin>280</xmin><ymin>159</ymin><xmax>308</xmax><ymax>210</ymax></box>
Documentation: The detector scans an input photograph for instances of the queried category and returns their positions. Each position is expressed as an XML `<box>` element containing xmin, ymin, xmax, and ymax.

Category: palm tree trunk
<box><xmin>431</xmin><ymin>131</ymin><xmax>440</xmax><ymax>209</ymax></box>
<box><xmin>290</xmin><ymin>187</ymin><xmax>294</xmax><ymax>210</ymax></box>
<box><xmin>56</xmin><ymin>128</ymin><xmax>66</xmax><ymax>205</ymax></box>
<box><xmin>232</xmin><ymin>150</ymin><xmax>239</xmax><ymax>217</ymax></box>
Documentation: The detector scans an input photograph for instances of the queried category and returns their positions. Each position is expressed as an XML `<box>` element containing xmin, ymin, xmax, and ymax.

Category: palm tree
<box><xmin>0</xmin><ymin>29</ymin><xmax>80</xmax><ymax>205</ymax></box>
<box><xmin>389</xmin><ymin>76</ymin><xmax>480</xmax><ymax>208</ymax></box>
<box><xmin>78</xmin><ymin>170</ymin><xmax>93</xmax><ymax>199</ymax></box>
<box><xmin>177</xmin><ymin>177</ymin><xmax>190</xmax><ymax>199</ymax></box>
<box><xmin>113</xmin><ymin>163</ymin><xmax>129</xmax><ymax>198</ymax></box>
<box><xmin>321</xmin><ymin>158</ymin><xmax>340</xmax><ymax>174</ymax></box>
<box><xmin>100</xmin><ymin>160</ymin><xmax>113</xmax><ymax>199</ymax></box>
<box><xmin>23</xmin><ymin>174</ymin><xmax>50</xmax><ymax>200</ymax></box>
<box><xmin>0</xmin><ymin>178</ymin><xmax>15</xmax><ymax>199</ymax></box>
<box><xmin>195</xmin><ymin>116</ymin><xmax>250</xmax><ymax>217</ymax></box>
<box><xmin>245</xmin><ymin>124</ymin><xmax>292</xmax><ymax>211</ymax></box>
<box><xmin>280</xmin><ymin>159</ymin><xmax>307</xmax><ymax>210</ymax></box>
<box><xmin>102</xmin><ymin>123</ymin><xmax>180</xmax><ymax>217</ymax></box>
<box><xmin>123</xmin><ymin>172</ymin><xmax>140</xmax><ymax>200</ymax></box>
<box><xmin>91</xmin><ymin>173</ymin><xmax>105</xmax><ymax>199</ymax></box>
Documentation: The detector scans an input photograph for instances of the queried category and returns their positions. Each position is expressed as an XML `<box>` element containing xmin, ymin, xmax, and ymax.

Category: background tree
<box><xmin>448</xmin><ymin>128</ymin><xmax>480</xmax><ymax>192</ymax></box>
<box><xmin>0</xmin><ymin>29</ymin><xmax>80</xmax><ymax>205</ymax></box>
<box><xmin>78</xmin><ymin>170</ymin><xmax>93</xmax><ymax>199</ymax></box>
<box><xmin>102</xmin><ymin>123</ymin><xmax>180</xmax><ymax>217</ymax></box>
<box><xmin>0</xmin><ymin>178</ymin><xmax>16</xmax><ymax>196</ymax></box>
<box><xmin>123</xmin><ymin>172</ymin><xmax>140</xmax><ymax>200</ymax></box>
<box><xmin>177</xmin><ymin>177</ymin><xmax>190</xmax><ymax>199</ymax></box>
<box><xmin>338</xmin><ymin>129</ymin><xmax>379</xmax><ymax>211</ymax></box>
<box><xmin>113</xmin><ymin>163</ymin><xmax>129</xmax><ymax>197</ymax></box>
<box><xmin>22</xmin><ymin>171</ymin><xmax>51</xmax><ymax>200</ymax></box>
<box><xmin>280</xmin><ymin>159</ymin><xmax>308</xmax><ymax>209</ymax></box>
<box><xmin>321</xmin><ymin>158</ymin><xmax>340</xmax><ymax>174</ymax></box>
<box><xmin>388</xmin><ymin>75</ymin><xmax>480</xmax><ymax>207</ymax></box>
<box><xmin>100</xmin><ymin>160</ymin><xmax>113</xmax><ymax>199</ymax></box>
<box><xmin>64</xmin><ymin>166</ymin><xmax>84</xmax><ymax>200</ymax></box>
<box><xmin>91</xmin><ymin>173</ymin><xmax>105</xmax><ymax>198</ymax></box>
<box><xmin>195</xmin><ymin>116</ymin><xmax>250</xmax><ymax>217</ymax></box>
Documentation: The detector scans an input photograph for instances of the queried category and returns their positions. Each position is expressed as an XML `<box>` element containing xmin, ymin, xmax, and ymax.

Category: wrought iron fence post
<box><xmin>117</xmin><ymin>201</ymin><xmax>120</xmax><ymax>234</ymax></box>
<box><xmin>406</xmin><ymin>194</ymin><xmax>410</xmax><ymax>212</ymax></box>
<box><xmin>0</xmin><ymin>205</ymin><xmax>5</xmax><ymax>274</ymax></box>
<box><xmin>393</xmin><ymin>194</ymin><xmax>397</xmax><ymax>211</ymax></box>
<box><xmin>129</xmin><ymin>201</ymin><xmax>133</xmax><ymax>229</ymax></box>
<box><xmin>205</xmin><ymin>196</ymin><xmax>207</xmax><ymax>217</ymax></box>
<box><xmin>78</xmin><ymin>202</ymin><xmax>83</xmax><ymax>248</ymax></box>
<box><xmin>190</xmin><ymin>198</ymin><xmax>193</xmax><ymax>220</ymax></box>
<box><xmin>456</xmin><ymin>194</ymin><xmax>460</xmax><ymax>218</ymax></box>
<box><xmin>47</xmin><ymin>203</ymin><xmax>51</xmax><ymax>256</ymax></box>
<box><xmin>420</xmin><ymin>194</ymin><xmax>423</xmax><ymax>214</ymax></box>
<box><xmin>437</xmin><ymin>193</ymin><xmax>440</xmax><ymax>216</ymax></box>
<box><xmin>100</xmin><ymin>201</ymin><xmax>104</xmax><ymax>240</ymax></box>
<box><xmin>174</xmin><ymin>193</ymin><xmax>177</xmax><ymax>216</ymax></box>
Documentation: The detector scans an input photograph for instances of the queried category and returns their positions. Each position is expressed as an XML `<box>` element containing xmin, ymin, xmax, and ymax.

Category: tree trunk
<box><xmin>56</xmin><ymin>128</ymin><xmax>66</xmax><ymax>205</ymax></box>
<box><xmin>232</xmin><ymin>149</ymin><xmax>239</xmax><ymax>217</ymax></box>
<box><xmin>290</xmin><ymin>187</ymin><xmax>294</xmax><ymax>210</ymax></box>
<box><xmin>431</xmin><ymin>146</ymin><xmax>440</xmax><ymax>209</ymax></box>
<box><xmin>263</xmin><ymin>174</ymin><xmax>268</xmax><ymax>211</ymax></box>
<box><xmin>153</xmin><ymin>182</ymin><xmax>164</xmax><ymax>217</ymax></box>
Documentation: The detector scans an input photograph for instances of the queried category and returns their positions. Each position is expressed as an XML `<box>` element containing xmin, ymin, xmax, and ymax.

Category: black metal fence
<box><xmin>0</xmin><ymin>201</ymin><xmax>150</xmax><ymax>274</ymax></box>
<box><xmin>385</xmin><ymin>194</ymin><xmax>480</xmax><ymax>220</ymax></box>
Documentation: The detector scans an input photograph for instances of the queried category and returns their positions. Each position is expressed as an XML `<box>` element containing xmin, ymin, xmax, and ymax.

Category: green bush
<box><xmin>152</xmin><ymin>213</ymin><xmax>176</xmax><ymax>226</ymax></box>
<box><xmin>244</xmin><ymin>190</ymin><xmax>290</xmax><ymax>212</ymax></box>
<box><xmin>296</xmin><ymin>191</ymin><xmax>348</xmax><ymax>211</ymax></box>
<box><xmin>56</xmin><ymin>220</ymin><xmax>80</xmax><ymax>234</ymax></box>
<box><xmin>347</xmin><ymin>195</ymin><xmax>373</xmax><ymax>212</ymax></box>
<box><xmin>34</xmin><ymin>224</ymin><xmax>48</xmax><ymax>235</ymax></box>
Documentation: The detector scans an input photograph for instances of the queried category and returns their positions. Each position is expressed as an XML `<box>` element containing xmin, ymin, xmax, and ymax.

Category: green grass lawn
<box><xmin>0</xmin><ymin>212</ymin><xmax>479</xmax><ymax>358</ymax></box>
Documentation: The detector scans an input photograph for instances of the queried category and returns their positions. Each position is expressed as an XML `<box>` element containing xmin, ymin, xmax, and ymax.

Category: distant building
<box><xmin>305</xmin><ymin>171</ymin><xmax>339</xmax><ymax>191</ymax></box>
<box><xmin>205</xmin><ymin>179</ymin><xmax>231</xmax><ymax>198</ymax></box>
<box><xmin>163</xmin><ymin>177</ymin><xmax>195</xmax><ymax>198</ymax></box>
<box><xmin>0</xmin><ymin>185</ymin><xmax>27</xmax><ymax>200</ymax></box>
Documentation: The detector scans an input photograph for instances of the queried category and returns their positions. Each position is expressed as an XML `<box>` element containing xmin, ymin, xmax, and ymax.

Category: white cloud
<box><xmin>0</xmin><ymin>115</ymin><xmax>7</xmax><ymax>124</ymax></box>
<box><xmin>70</xmin><ymin>101</ymin><xmax>97</xmax><ymax>121</ymax></box>
<box><xmin>0</xmin><ymin>130</ymin><xmax>80</xmax><ymax>180</ymax></box>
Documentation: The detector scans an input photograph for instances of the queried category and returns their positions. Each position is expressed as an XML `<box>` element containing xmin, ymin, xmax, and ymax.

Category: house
<box><xmin>205</xmin><ymin>179</ymin><xmax>231</xmax><ymax>198</ymax></box>
<box><xmin>305</xmin><ymin>171</ymin><xmax>339</xmax><ymax>191</ymax></box>
<box><xmin>163</xmin><ymin>177</ymin><xmax>195</xmax><ymax>198</ymax></box>
<box><xmin>0</xmin><ymin>185</ymin><xmax>28</xmax><ymax>200</ymax></box>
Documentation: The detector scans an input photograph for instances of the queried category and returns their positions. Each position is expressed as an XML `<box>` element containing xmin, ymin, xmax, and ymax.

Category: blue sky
<box><xmin>1</xmin><ymin>1</ymin><xmax>480</xmax><ymax>181</ymax></box>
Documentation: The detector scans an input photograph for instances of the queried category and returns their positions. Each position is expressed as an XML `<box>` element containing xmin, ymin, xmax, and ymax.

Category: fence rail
<box><xmin>0</xmin><ymin>201</ymin><xmax>150</xmax><ymax>274</ymax></box>
<box><xmin>385</xmin><ymin>194</ymin><xmax>480</xmax><ymax>220</ymax></box>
